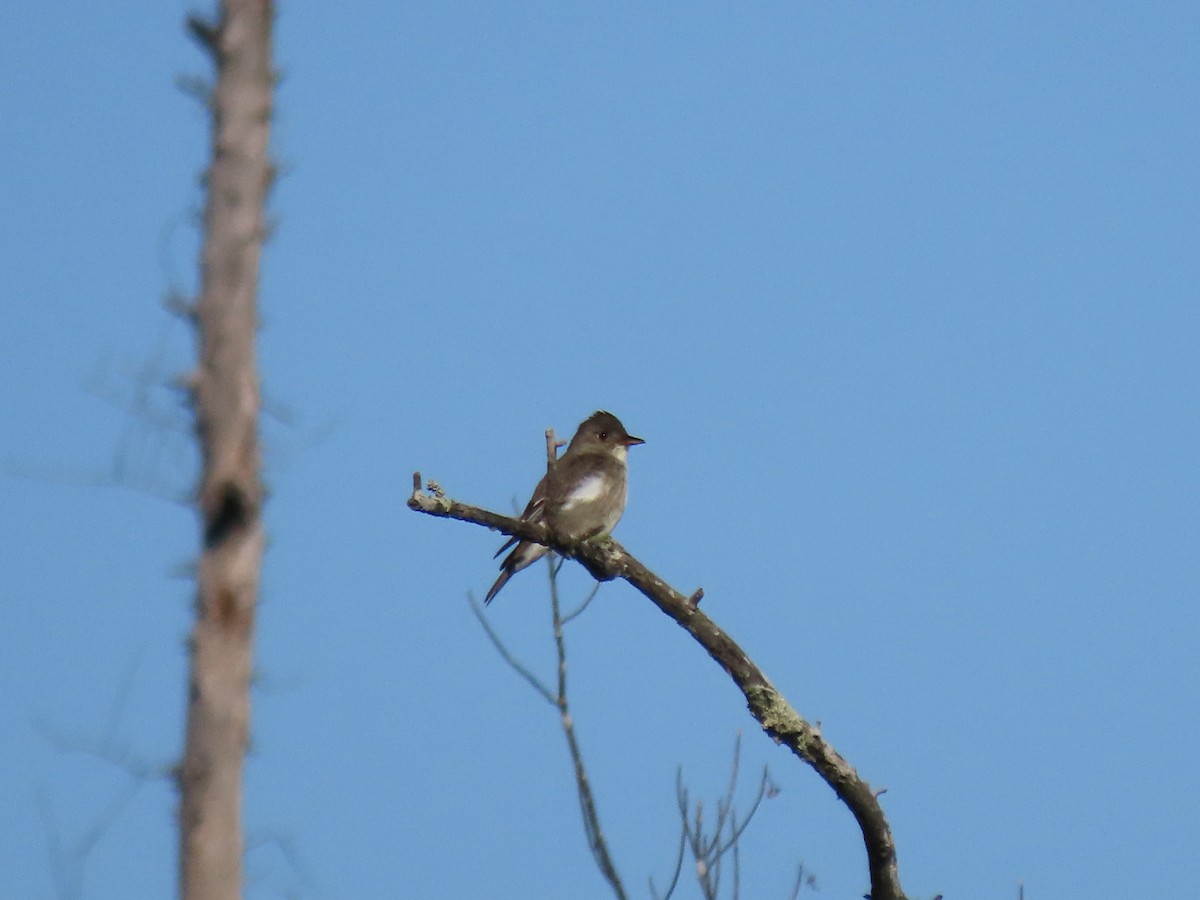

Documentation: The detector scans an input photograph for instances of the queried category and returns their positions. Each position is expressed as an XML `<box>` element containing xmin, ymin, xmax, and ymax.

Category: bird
<box><xmin>484</xmin><ymin>410</ymin><xmax>644</xmax><ymax>605</ymax></box>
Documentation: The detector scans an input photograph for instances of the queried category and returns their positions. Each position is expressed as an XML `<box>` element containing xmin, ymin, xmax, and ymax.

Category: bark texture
<box><xmin>178</xmin><ymin>3</ymin><xmax>274</xmax><ymax>898</ymax></box>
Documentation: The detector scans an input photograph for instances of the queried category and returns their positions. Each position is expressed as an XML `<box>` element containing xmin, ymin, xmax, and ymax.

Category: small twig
<box><xmin>185</xmin><ymin>14</ymin><xmax>219</xmax><ymax>53</ymax></box>
<box><xmin>787</xmin><ymin>863</ymin><xmax>817</xmax><ymax>900</ymax></box>
<box><xmin>713</xmin><ymin>768</ymin><xmax>773</xmax><ymax>859</ymax></box>
<box><xmin>650</xmin><ymin>772</ymin><xmax>688</xmax><ymax>900</ymax></box>
<box><xmin>35</xmin><ymin>653</ymin><xmax>170</xmax><ymax>900</ymax></box>
<box><xmin>686</xmin><ymin>795</ymin><xmax>709</xmax><ymax>898</ymax></box>
<box><xmin>466</xmin><ymin>594</ymin><xmax>555</xmax><ymax>706</ymax></box>
<box><xmin>549</xmin><ymin>559</ymin><xmax>627</xmax><ymax>900</ymax></box>
<box><xmin>467</xmin><ymin>551</ymin><xmax>625</xmax><ymax>900</ymax></box>
<box><xmin>653</xmin><ymin>731</ymin><xmax>793</xmax><ymax>899</ymax></box>
<box><xmin>561</xmin><ymin>581</ymin><xmax>602</xmax><ymax>625</ymax></box>
<box><xmin>41</xmin><ymin>778</ymin><xmax>146</xmax><ymax>900</ymax></box>
<box><xmin>712</xmin><ymin>733</ymin><xmax>744</xmax><ymax>851</ymax></box>
<box><xmin>731</xmin><ymin>812</ymin><xmax>741</xmax><ymax>900</ymax></box>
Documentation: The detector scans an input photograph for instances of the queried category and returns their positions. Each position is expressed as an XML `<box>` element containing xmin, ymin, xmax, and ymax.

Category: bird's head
<box><xmin>568</xmin><ymin>410</ymin><xmax>645</xmax><ymax>456</ymax></box>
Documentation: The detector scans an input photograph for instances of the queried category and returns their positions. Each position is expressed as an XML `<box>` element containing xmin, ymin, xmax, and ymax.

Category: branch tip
<box><xmin>545</xmin><ymin>428</ymin><xmax>563</xmax><ymax>472</ymax></box>
<box><xmin>186</xmin><ymin>14</ymin><xmax>219</xmax><ymax>52</ymax></box>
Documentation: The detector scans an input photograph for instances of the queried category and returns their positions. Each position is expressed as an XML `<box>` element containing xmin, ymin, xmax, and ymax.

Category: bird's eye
<box><xmin>599</xmin><ymin>431</ymin><xmax>608</xmax><ymax>440</ymax></box>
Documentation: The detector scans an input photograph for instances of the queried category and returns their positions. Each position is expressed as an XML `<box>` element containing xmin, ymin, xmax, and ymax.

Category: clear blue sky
<box><xmin>2</xmin><ymin>3</ymin><xmax>1197</xmax><ymax>898</ymax></box>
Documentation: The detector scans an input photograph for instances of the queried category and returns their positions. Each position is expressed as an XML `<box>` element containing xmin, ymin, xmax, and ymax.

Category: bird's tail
<box><xmin>484</xmin><ymin>540</ymin><xmax>547</xmax><ymax>605</ymax></box>
<box><xmin>483</xmin><ymin>569</ymin><xmax>512</xmax><ymax>606</ymax></box>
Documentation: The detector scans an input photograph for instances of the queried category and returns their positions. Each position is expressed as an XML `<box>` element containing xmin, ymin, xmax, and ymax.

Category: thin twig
<box><xmin>651</xmin><ymin>772</ymin><xmax>689</xmax><ymax>900</ymax></box>
<box><xmin>549</xmin><ymin>559</ymin><xmax>628</xmax><ymax>900</ymax></box>
<box><xmin>731</xmin><ymin>811</ymin><xmax>741</xmax><ymax>900</ymax></box>
<box><xmin>466</xmin><ymin>593</ymin><xmax>555</xmax><ymax>706</ymax></box>
<box><xmin>706</xmin><ymin>733</ymin><xmax>743</xmax><ymax>859</ymax></box>
<box><xmin>667</xmin><ymin>743</ymin><xmax>777</xmax><ymax>900</ymax></box>
<box><xmin>713</xmin><ymin>767</ymin><xmax>772</xmax><ymax>859</ymax></box>
<box><xmin>787</xmin><ymin>863</ymin><xmax>816</xmax><ymax>900</ymax></box>
<box><xmin>561</xmin><ymin>580</ymin><xmax>602</xmax><ymax>624</ymax></box>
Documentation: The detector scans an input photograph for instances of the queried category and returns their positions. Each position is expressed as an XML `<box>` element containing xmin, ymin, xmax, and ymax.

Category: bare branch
<box><xmin>550</xmin><ymin>559</ymin><xmax>627</xmax><ymax>900</ymax></box>
<box><xmin>787</xmin><ymin>863</ymin><xmax>817</xmax><ymax>900</ymax></box>
<box><xmin>545</xmin><ymin>427</ymin><xmax>561</xmax><ymax>471</ymax></box>
<box><xmin>706</xmin><ymin>733</ymin><xmax>744</xmax><ymax>858</ymax></box>
<box><xmin>469</xmin><ymin>554</ymin><xmax>626</xmax><ymax>899</ymax></box>
<box><xmin>35</xmin><ymin>657</ymin><xmax>169</xmax><ymax>900</ymax></box>
<box><xmin>712</xmin><ymin>767</ymin><xmax>772</xmax><ymax>860</ymax></box>
<box><xmin>409</xmin><ymin>479</ymin><xmax>907</xmax><ymax>900</ymax></box>
<box><xmin>41</xmin><ymin>780</ymin><xmax>145</xmax><ymax>900</ymax></box>
<box><xmin>561</xmin><ymin>580</ymin><xmax>601</xmax><ymax>625</ymax></box>
<box><xmin>730</xmin><ymin>816</ymin><xmax>741</xmax><ymax>900</ymax></box>
<box><xmin>185</xmin><ymin>14</ymin><xmax>219</xmax><ymax>53</ymax></box>
<box><xmin>34</xmin><ymin>652</ymin><xmax>173</xmax><ymax>784</ymax></box>
<box><xmin>649</xmin><ymin>772</ymin><xmax>688</xmax><ymax>900</ymax></box>
<box><xmin>466</xmin><ymin>592</ymin><xmax>555</xmax><ymax>706</ymax></box>
<box><xmin>662</xmin><ymin>742</ymin><xmax>783</xmax><ymax>900</ymax></box>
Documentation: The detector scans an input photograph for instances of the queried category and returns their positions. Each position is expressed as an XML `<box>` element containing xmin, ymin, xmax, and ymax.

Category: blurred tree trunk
<box><xmin>178</xmin><ymin>2</ymin><xmax>274</xmax><ymax>898</ymax></box>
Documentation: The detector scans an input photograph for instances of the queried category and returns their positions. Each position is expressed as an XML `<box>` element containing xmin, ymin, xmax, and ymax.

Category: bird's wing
<box><xmin>558</xmin><ymin>472</ymin><xmax>606</xmax><ymax>511</ymax></box>
<box><xmin>493</xmin><ymin>474</ymin><xmax>548</xmax><ymax>558</ymax></box>
<box><xmin>521</xmin><ymin>475</ymin><xmax>548</xmax><ymax>520</ymax></box>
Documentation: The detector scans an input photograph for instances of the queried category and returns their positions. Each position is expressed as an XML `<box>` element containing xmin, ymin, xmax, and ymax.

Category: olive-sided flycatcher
<box><xmin>484</xmin><ymin>411</ymin><xmax>644</xmax><ymax>605</ymax></box>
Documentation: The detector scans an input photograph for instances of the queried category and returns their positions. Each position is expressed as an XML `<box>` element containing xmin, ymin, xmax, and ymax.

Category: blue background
<box><xmin>2</xmin><ymin>3</ymin><xmax>1197</xmax><ymax>898</ymax></box>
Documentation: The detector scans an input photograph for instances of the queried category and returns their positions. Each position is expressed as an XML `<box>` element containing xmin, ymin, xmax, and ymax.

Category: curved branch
<box><xmin>408</xmin><ymin>474</ymin><xmax>907</xmax><ymax>900</ymax></box>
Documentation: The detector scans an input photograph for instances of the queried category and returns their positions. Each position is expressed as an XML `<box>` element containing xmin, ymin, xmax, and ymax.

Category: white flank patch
<box><xmin>560</xmin><ymin>473</ymin><xmax>606</xmax><ymax>510</ymax></box>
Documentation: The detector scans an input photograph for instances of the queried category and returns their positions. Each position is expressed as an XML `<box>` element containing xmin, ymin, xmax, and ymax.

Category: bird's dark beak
<box><xmin>623</xmin><ymin>435</ymin><xmax>645</xmax><ymax>447</ymax></box>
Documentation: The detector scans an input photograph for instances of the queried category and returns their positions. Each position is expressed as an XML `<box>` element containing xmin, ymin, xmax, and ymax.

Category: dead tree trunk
<box><xmin>178</xmin><ymin>2</ymin><xmax>274</xmax><ymax>898</ymax></box>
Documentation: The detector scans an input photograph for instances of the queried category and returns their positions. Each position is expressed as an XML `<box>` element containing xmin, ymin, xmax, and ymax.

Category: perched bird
<box><xmin>484</xmin><ymin>411</ymin><xmax>644</xmax><ymax>605</ymax></box>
